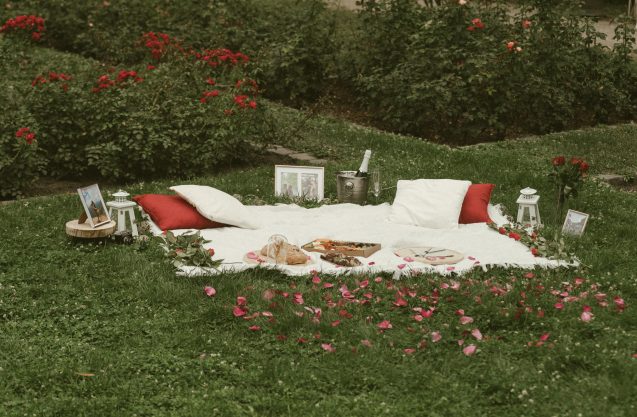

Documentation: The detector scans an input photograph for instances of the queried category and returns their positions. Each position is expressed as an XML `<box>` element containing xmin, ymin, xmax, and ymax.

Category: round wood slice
<box><xmin>395</xmin><ymin>247</ymin><xmax>464</xmax><ymax>265</ymax></box>
<box><xmin>66</xmin><ymin>220</ymin><xmax>116</xmax><ymax>238</ymax></box>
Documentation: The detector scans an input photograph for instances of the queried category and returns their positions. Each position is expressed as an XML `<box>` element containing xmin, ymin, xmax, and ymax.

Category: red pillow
<box><xmin>133</xmin><ymin>194</ymin><xmax>227</xmax><ymax>230</ymax></box>
<box><xmin>459</xmin><ymin>184</ymin><xmax>495</xmax><ymax>224</ymax></box>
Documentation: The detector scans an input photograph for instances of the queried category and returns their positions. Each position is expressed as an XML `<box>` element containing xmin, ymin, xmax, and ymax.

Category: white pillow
<box><xmin>170</xmin><ymin>185</ymin><xmax>259</xmax><ymax>229</ymax></box>
<box><xmin>388</xmin><ymin>179</ymin><xmax>471</xmax><ymax>229</ymax></box>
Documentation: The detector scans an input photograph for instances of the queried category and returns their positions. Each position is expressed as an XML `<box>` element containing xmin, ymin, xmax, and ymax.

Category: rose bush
<box><xmin>21</xmin><ymin>32</ymin><xmax>266</xmax><ymax>181</ymax></box>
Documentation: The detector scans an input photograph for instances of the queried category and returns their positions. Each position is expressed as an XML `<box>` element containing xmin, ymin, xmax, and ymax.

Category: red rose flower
<box><xmin>579</xmin><ymin>161</ymin><xmax>589</xmax><ymax>172</ymax></box>
<box><xmin>531</xmin><ymin>247</ymin><xmax>539</xmax><ymax>257</ymax></box>
<box><xmin>25</xmin><ymin>132</ymin><xmax>36</xmax><ymax>144</ymax></box>
<box><xmin>208</xmin><ymin>248</ymin><xmax>215</xmax><ymax>257</ymax></box>
<box><xmin>552</xmin><ymin>156</ymin><xmax>565</xmax><ymax>166</ymax></box>
<box><xmin>508</xmin><ymin>232</ymin><xmax>521</xmax><ymax>241</ymax></box>
<box><xmin>498</xmin><ymin>227</ymin><xmax>506</xmax><ymax>235</ymax></box>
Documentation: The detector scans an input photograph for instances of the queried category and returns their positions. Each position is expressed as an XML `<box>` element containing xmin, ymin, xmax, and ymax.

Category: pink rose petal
<box><xmin>246</xmin><ymin>251</ymin><xmax>258</xmax><ymax>260</ymax></box>
<box><xmin>203</xmin><ymin>286</ymin><xmax>216</xmax><ymax>297</ymax></box>
<box><xmin>404</xmin><ymin>348</ymin><xmax>416</xmax><ymax>355</ymax></box>
<box><xmin>248</xmin><ymin>325</ymin><xmax>261</xmax><ymax>331</ymax></box>
<box><xmin>403</xmin><ymin>257</ymin><xmax>415</xmax><ymax>262</ymax></box>
<box><xmin>312</xmin><ymin>275</ymin><xmax>321</xmax><ymax>284</ymax></box>
<box><xmin>232</xmin><ymin>306</ymin><xmax>248</xmax><ymax>317</ymax></box>
<box><xmin>261</xmin><ymin>311</ymin><xmax>273</xmax><ymax>317</ymax></box>
<box><xmin>471</xmin><ymin>328</ymin><xmax>483</xmax><ymax>340</ymax></box>
<box><xmin>378</xmin><ymin>320</ymin><xmax>393</xmax><ymax>330</ymax></box>
<box><xmin>463</xmin><ymin>344</ymin><xmax>477</xmax><ymax>356</ymax></box>
<box><xmin>459</xmin><ymin>316</ymin><xmax>474</xmax><ymax>325</ymax></box>
<box><xmin>580</xmin><ymin>311</ymin><xmax>593</xmax><ymax>322</ymax></box>
<box><xmin>236</xmin><ymin>296</ymin><xmax>247</xmax><ymax>306</ymax></box>
<box><xmin>397</xmin><ymin>264</ymin><xmax>406</xmax><ymax>270</ymax></box>
<box><xmin>554</xmin><ymin>302</ymin><xmax>564</xmax><ymax>310</ymax></box>
<box><xmin>413</xmin><ymin>314</ymin><xmax>424</xmax><ymax>322</ymax></box>
<box><xmin>321</xmin><ymin>343</ymin><xmax>335</xmax><ymax>352</ymax></box>
<box><xmin>431</xmin><ymin>331</ymin><xmax>442</xmax><ymax>343</ymax></box>
<box><xmin>540</xmin><ymin>333</ymin><xmax>550</xmax><ymax>342</ymax></box>
<box><xmin>361</xmin><ymin>339</ymin><xmax>372</xmax><ymax>347</ymax></box>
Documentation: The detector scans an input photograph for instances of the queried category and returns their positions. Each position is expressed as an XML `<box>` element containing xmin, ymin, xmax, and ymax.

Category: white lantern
<box><xmin>106</xmin><ymin>189</ymin><xmax>139</xmax><ymax>236</ymax></box>
<box><xmin>516</xmin><ymin>187</ymin><xmax>541</xmax><ymax>227</ymax></box>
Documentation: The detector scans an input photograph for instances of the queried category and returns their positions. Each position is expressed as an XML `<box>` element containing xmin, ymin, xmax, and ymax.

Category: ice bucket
<box><xmin>336</xmin><ymin>171</ymin><xmax>369</xmax><ymax>204</ymax></box>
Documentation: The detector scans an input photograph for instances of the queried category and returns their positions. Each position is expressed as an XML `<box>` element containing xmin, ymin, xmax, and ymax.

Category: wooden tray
<box><xmin>302</xmin><ymin>239</ymin><xmax>381</xmax><ymax>258</ymax></box>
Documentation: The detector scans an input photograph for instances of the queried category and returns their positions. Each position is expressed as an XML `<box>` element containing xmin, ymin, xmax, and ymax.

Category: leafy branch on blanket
<box><xmin>489</xmin><ymin>222</ymin><xmax>572</xmax><ymax>261</ymax></box>
<box><xmin>158</xmin><ymin>230</ymin><xmax>223</xmax><ymax>269</ymax></box>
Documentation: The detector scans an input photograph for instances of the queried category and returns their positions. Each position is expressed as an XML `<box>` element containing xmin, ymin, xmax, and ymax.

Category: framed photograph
<box><xmin>562</xmin><ymin>209</ymin><xmax>589</xmax><ymax>237</ymax></box>
<box><xmin>275</xmin><ymin>165</ymin><xmax>324</xmax><ymax>201</ymax></box>
<box><xmin>77</xmin><ymin>184</ymin><xmax>110</xmax><ymax>228</ymax></box>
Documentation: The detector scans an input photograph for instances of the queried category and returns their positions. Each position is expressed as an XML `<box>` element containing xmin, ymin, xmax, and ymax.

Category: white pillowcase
<box><xmin>170</xmin><ymin>185</ymin><xmax>259</xmax><ymax>229</ymax></box>
<box><xmin>388</xmin><ymin>179</ymin><xmax>471</xmax><ymax>229</ymax></box>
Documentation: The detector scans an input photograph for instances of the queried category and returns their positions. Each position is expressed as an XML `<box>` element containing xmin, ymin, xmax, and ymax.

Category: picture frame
<box><xmin>77</xmin><ymin>184</ymin><xmax>111</xmax><ymax>228</ymax></box>
<box><xmin>562</xmin><ymin>209</ymin><xmax>589</xmax><ymax>237</ymax></box>
<box><xmin>274</xmin><ymin>165</ymin><xmax>324</xmax><ymax>201</ymax></box>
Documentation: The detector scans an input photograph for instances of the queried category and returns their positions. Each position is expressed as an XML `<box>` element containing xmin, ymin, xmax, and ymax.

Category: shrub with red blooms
<box><xmin>31</xmin><ymin>72</ymin><xmax>72</xmax><ymax>92</ymax></box>
<box><xmin>91</xmin><ymin>70</ymin><xmax>143</xmax><ymax>93</ymax></box>
<box><xmin>0</xmin><ymin>106</ymin><xmax>45</xmax><ymax>198</ymax></box>
<box><xmin>142</xmin><ymin>32</ymin><xmax>174</xmax><ymax>60</ymax></box>
<box><xmin>0</xmin><ymin>15</ymin><xmax>45</xmax><ymax>41</ymax></box>
<box><xmin>25</xmin><ymin>31</ymin><xmax>265</xmax><ymax>181</ymax></box>
<box><xmin>193</xmin><ymin>48</ymin><xmax>249</xmax><ymax>68</ymax></box>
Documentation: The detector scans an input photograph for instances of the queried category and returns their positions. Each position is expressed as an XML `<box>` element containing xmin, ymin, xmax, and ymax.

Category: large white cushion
<box><xmin>170</xmin><ymin>185</ymin><xmax>259</xmax><ymax>229</ymax></box>
<box><xmin>388</xmin><ymin>179</ymin><xmax>471</xmax><ymax>229</ymax></box>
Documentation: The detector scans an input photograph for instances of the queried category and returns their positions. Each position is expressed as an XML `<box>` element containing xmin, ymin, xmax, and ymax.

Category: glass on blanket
<box><xmin>371</xmin><ymin>168</ymin><xmax>381</xmax><ymax>199</ymax></box>
<box><xmin>267</xmin><ymin>234</ymin><xmax>288</xmax><ymax>264</ymax></box>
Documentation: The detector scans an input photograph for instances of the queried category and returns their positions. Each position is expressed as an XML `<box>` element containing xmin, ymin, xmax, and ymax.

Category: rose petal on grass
<box><xmin>248</xmin><ymin>325</ymin><xmax>261</xmax><ymax>331</ymax></box>
<box><xmin>431</xmin><ymin>331</ymin><xmax>442</xmax><ymax>343</ymax></box>
<box><xmin>261</xmin><ymin>311</ymin><xmax>273</xmax><ymax>317</ymax></box>
<box><xmin>397</xmin><ymin>264</ymin><xmax>406</xmax><ymax>270</ymax></box>
<box><xmin>378</xmin><ymin>320</ymin><xmax>393</xmax><ymax>330</ymax></box>
<box><xmin>413</xmin><ymin>314</ymin><xmax>424</xmax><ymax>322</ymax></box>
<box><xmin>236</xmin><ymin>296</ymin><xmax>247</xmax><ymax>306</ymax></box>
<box><xmin>204</xmin><ymin>286</ymin><xmax>216</xmax><ymax>297</ymax></box>
<box><xmin>331</xmin><ymin>320</ymin><xmax>341</xmax><ymax>327</ymax></box>
<box><xmin>361</xmin><ymin>339</ymin><xmax>373</xmax><ymax>347</ymax></box>
<box><xmin>312</xmin><ymin>275</ymin><xmax>321</xmax><ymax>284</ymax></box>
<box><xmin>471</xmin><ymin>328</ymin><xmax>483</xmax><ymax>340</ymax></box>
<box><xmin>374</xmin><ymin>277</ymin><xmax>383</xmax><ymax>283</ymax></box>
<box><xmin>580</xmin><ymin>311</ymin><xmax>593</xmax><ymax>322</ymax></box>
<box><xmin>323</xmin><ymin>283</ymin><xmax>334</xmax><ymax>289</ymax></box>
<box><xmin>404</xmin><ymin>348</ymin><xmax>416</xmax><ymax>355</ymax></box>
<box><xmin>455</xmin><ymin>309</ymin><xmax>465</xmax><ymax>316</ymax></box>
<box><xmin>554</xmin><ymin>302</ymin><xmax>564</xmax><ymax>310</ymax></box>
<box><xmin>297</xmin><ymin>337</ymin><xmax>308</xmax><ymax>344</ymax></box>
<box><xmin>540</xmin><ymin>333</ymin><xmax>550</xmax><ymax>342</ymax></box>
<box><xmin>614</xmin><ymin>296</ymin><xmax>626</xmax><ymax>310</ymax></box>
<box><xmin>321</xmin><ymin>343</ymin><xmax>335</xmax><ymax>352</ymax></box>
<box><xmin>524</xmin><ymin>272</ymin><xmax>535</xmax><ymax>279</ymax></box>
<box><xmin>463</xmin><ymin>344</ymin><xmax>477</xmax><ymax>356</ymax></box>
<box><xmin>232</xmin><ymin>306</ymin><xmax>248</xmax><ymax>317</ymax></box>
<box><xmin>393</xmin><ymin>296</ymin><xmax>408</xmax><ymax>307</ymax></box>
<box><xmin>459</xmin><ymin>316</ymin><xmax>474</xmax><ymax>325</ymax></box>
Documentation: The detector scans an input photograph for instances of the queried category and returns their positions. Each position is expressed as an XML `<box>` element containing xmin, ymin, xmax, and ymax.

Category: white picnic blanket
<box><xmin>146</xmin><ymin>202</ymin><xmax>570</xmax><ymax>277</ymax></box>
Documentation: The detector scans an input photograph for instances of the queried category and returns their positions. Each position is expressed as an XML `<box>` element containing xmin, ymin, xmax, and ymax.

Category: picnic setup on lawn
<box><xmin>2</xmin><ymin>0</ymin><xmax>637</xmax><ymax>416</ymax></box>
<box><xmin>66</xmin><ymin>151</ymin><xmax>579</xmax><ymax>279</ymax></box>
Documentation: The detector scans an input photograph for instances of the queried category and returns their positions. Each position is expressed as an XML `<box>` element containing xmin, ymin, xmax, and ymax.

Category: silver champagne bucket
<box><xmin>336</xmin><ymin>171</ymin><xmax>369</xmax><ymax>204</ymax></box>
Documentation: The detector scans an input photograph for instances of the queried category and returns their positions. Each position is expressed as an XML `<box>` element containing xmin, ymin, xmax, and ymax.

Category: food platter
<box><xmin>302</xmin><ymin>239</ymin><xmax>381</xmax><ymax>258</ymax></box>
<box><xmin>394</xmin><ymin>247</ymin><xmax>464</xmax><ymax>265</ymax></box>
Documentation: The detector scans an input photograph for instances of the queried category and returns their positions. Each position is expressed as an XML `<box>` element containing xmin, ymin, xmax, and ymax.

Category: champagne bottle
<box><xmin>355</xmin><ymin>150</ymin><xmax>372</xmax><ymax>177</ymax></box>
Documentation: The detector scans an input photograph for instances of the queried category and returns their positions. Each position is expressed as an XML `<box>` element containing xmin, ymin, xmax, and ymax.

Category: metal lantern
<box><xmin>516</xmin><ymin>187</ymin><xmax>542</xmax><ymax>227</ymax></box>
<box><xmin>106</xmin><ymin>189</ymin><xmax>139</xmax><ymax>237</ymax></box>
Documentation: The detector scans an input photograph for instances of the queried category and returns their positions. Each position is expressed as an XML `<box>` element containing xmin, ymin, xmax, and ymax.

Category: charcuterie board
<box><xmin>302</xmin><ymin>239</ymin><xmax>381</xmax><ymax>258</ymax></box>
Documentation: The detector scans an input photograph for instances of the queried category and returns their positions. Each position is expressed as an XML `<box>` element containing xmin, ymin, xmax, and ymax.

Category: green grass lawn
<box><xmin>2</xmin><ymin>99</ymin><xmax>637</xmax><ymax>415</ymax></box>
